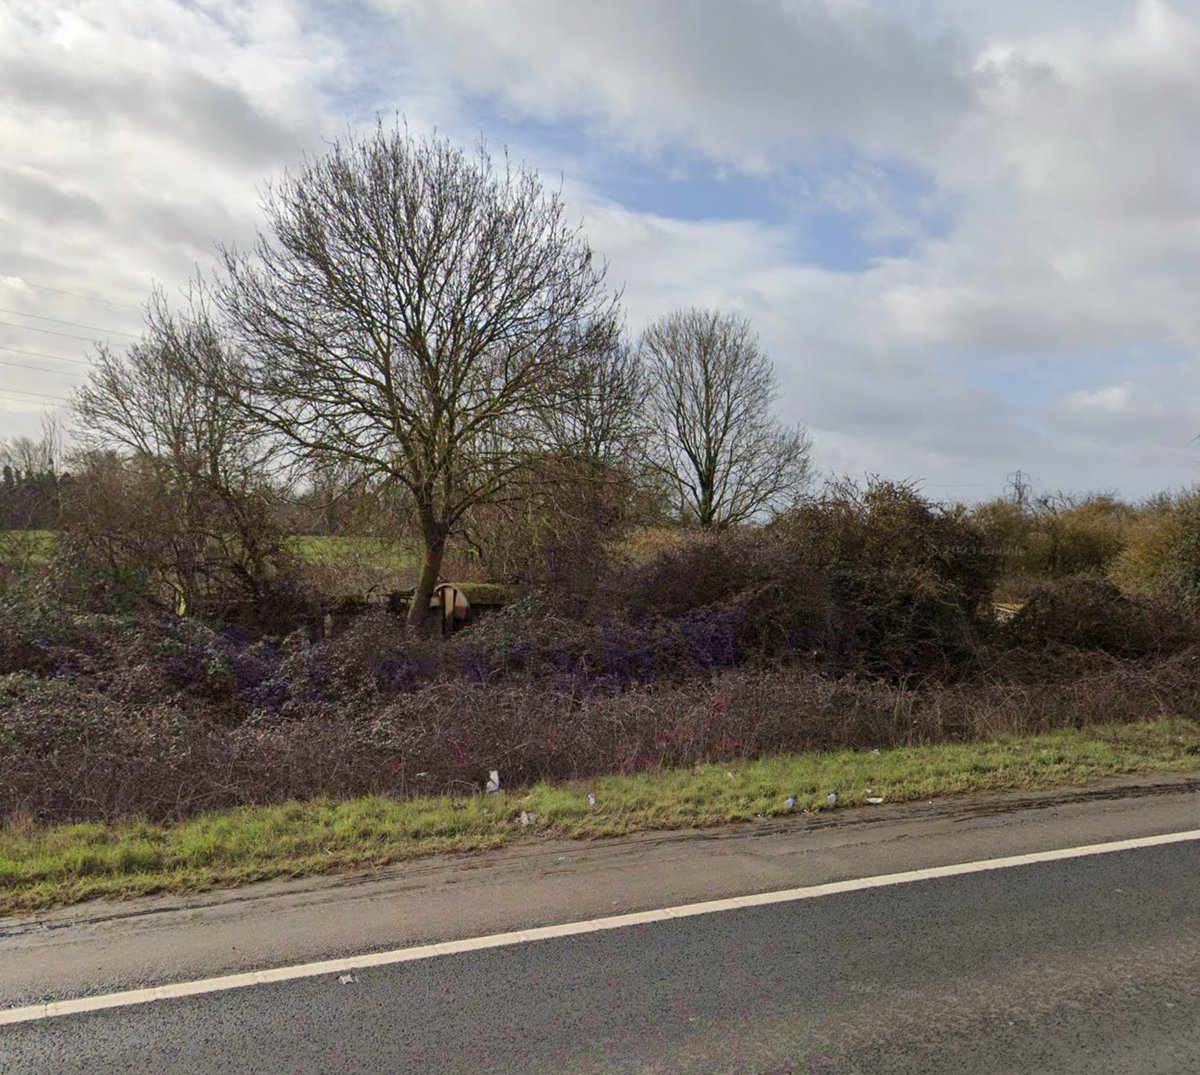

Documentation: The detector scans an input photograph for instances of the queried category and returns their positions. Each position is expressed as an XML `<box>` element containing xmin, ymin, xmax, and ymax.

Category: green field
<box><xmin>285</xmin><ymin>535</ymin><xmax>419</xmax><ymax>571</ymax></box>
<box><xmin>0</xmin><ymin>531</ymin><xmax>512</xmax><ymax>602</ymax></box>
<box><xmin>0</xmin><ymin>531</ymin><xmax>422</xmax><ymax>575</ymax></box>
<box><xmin>0</xmin><ymin>530</ymin><xmax>54</xmax><ymax>563</ymax></box>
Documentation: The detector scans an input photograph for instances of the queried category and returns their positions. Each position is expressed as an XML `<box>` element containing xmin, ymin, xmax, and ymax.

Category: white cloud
<box><xmin>2</xmin><ymin>0</ymin><xmax>1200</xmax><ymax>498</ymax></box>
<box><xmin>373</xmin><ymin>0</ymin><xmax>975</xmax><ymax>169</ymax></box>
<box><xmin>1063</xmin><ymin>383</ymin><xmax>1137</xmax><ymax>417</ymax></box>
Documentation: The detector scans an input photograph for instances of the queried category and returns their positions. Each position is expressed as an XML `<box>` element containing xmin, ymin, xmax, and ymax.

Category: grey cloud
<box><xmin>0</xmin><ymin>55</ymin><xmax>302</xmax><ymax>169</ymax></box>
<box><xmin>384</xmin><ymin>0</ymin><xmax>975</xmax><ymax>166</ymax></box>
<box><xmin>0</xmin><ymin>166</ymin><xmax>109</xmax><ymax>228</ymax></box>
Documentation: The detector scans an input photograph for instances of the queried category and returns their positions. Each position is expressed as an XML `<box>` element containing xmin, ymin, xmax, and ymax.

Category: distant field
<box><xmin>0</xmin><ymin>532</ymin><xmax>509</xmax><ymax>598</ymax></box>
<box><xmin>0</xmin><ymin>530</ymin><xmax>54</xmax><ymax>563</ymax></box>
<box><xmin>0</xmin><ymin>532</ymin><xmax>416</xmax><ymax>569</ymax></box>
<box><xmin>286</xmin><ymin>535</ymin><xmax>419</xmax><ymax>571</ymax></box>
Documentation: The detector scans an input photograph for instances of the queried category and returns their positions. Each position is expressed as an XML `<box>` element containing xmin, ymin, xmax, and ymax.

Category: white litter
<box><xmin>866</xmin><ymin>797</ymin><xmax>885</xmax><ymax>805</ymax></box>
<box><xmin>485</xmin><ymin>770</ymin><xmax>501</xmax><ymax>793</ymax></box>
<box><xmin>519</xmin><ymin>810</ymin><xmax>536</xmax><ymax>827</ymax></box>
<box><xmin>338</xmin><ymin>974</ymin><xmax>357</xmax><ymax>985</ymax></box>
<box><xmin>826</xmin><ymin>792</ymin><xmax>838</xmax><ymax>805</ymax></box>
<box><xmin>587</xmin><ymin>793</ymin><xmax>597</xmax><ymax>808</ymax></box>
<box><xmin>785</xmin><ymin>796</ymin><xmax>797</xmax><ymax>809</ymax></box>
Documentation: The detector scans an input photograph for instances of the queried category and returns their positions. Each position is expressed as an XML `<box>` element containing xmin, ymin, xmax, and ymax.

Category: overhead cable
<box><xmin>0</xmin><ymin>307</ymin><xmax>140</xmax><ymax>338</ymax></box>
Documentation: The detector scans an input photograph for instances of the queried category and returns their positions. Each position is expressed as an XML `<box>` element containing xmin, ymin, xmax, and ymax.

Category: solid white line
<box><xmin>4</xmin><ymin>826</ymin><xmax>1200</xmax><ymax>1028</ymax></box>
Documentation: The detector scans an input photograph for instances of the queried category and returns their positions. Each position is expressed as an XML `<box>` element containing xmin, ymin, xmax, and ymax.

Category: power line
<box><xmin>0</xmin><ymin>386</ymin><xmax>71</xmax><ymax>404</ymax></box>
<box><xmin>0</xmin><ymin>345</ymin><xmax>91</xmax><ymax>366</ymax></box>
<box><xmin>0</xmin><ymin>358</ymin><xmax>85</xmax><ymax>376</ymax></box>
<box><xmin>0</xmin><ymin>319</ymin><xmax>120</xmax><ymax>343</ymax></box>
<box><xmin>13</xmin><ymin>281</ymin><xmax>142</xmax><ymax>312</ymax></box>
<box><xmin>0</xmin><ymin>307</ymin><xmax>140</xmax><ymax>339</ymax></box>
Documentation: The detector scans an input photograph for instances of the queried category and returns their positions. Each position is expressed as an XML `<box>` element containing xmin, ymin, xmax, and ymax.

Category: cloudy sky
<box><xmin>3</xmin><ymin>0</ymin><xmax>1200</xmax><ymax>501</ymax></box>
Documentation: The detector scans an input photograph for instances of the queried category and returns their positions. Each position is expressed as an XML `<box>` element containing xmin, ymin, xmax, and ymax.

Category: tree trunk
<box><xmin>407</xmin><ymin>530</ymin><xmax>446</xmax><ymax>629</ymax></box>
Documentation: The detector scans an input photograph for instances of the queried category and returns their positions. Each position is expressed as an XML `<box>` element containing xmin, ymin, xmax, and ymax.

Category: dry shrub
<box><xmin>58</xmin><ymin>451</ymin><xmax>306</xmax><ymax>634</ymax></box>
<box><xmin>771</xmin><ymin>478</ymin><xmax>997</xmax><ymax>677</ymax></box>
<box><xmin>7</xmin><ymin>655</ymin><xmax>1200</xmax><ymax>824</ymax></box>
<box><xmin>1109</xmin><ymin>494</ymin><xmax>1200</xmax><ymax>601</ymax></box>
<box><xmin>1026</xmin><ymin>495</ymin><xmax>1138</xmax><ymax>578</ymax></box>
<box><xmin>465</xmin><ymin>457</ymin><xmax>656</xmax><ymax>605</ymax></box>
<box><xmin>585</xmin><ymin>527</ymin><xmax>834</xmax><ymax>668</ymax></box>
<box><xmin>1004</xmin><ymin>576</ymin><xmax>1200</xmax><ymax>658</ymax></box>
<box><xmin>7</xmin><ymin>515</ymin><xmax>1200</xmax><ymax>825</ymax></box>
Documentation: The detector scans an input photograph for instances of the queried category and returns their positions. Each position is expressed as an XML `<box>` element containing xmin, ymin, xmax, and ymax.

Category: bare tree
<box><xmin>0</xmin><ymin>413</ymin><xmax>65</xmax><ymax>479</ymax></box>
<box><xmin>0</xmin><ymin>416</ymin><xmax>66</xmax><ymax>575</ymax></box>
<box><xmin>544</xmin><ymin>338</ymin><xmax>645</xmax><ymax>468</ymax></box>
<box><xmin>640</xmin><ymin>308</ymin><xmax>812</xmax><ymax>527</ymax></box>
<box><xmin>0</xmin><ymin>414</ymin><xmax>67</xmax><ymax>531</ymax></box>
<box><xmin>73</xmin><ymin>291</ymin><xmax>287</xmax><ymax>616</ymax></box>
<box><xmin>216</xmin><ymin>121</ymin><xmax>619</xmax><ymax>625</ymax></box>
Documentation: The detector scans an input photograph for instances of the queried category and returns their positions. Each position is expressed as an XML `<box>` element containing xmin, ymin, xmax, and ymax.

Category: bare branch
<box><xmin>639</xmin><ymin>308</ymin><xmax>812</xmax><ymax>526</ymax></box>
<box><xmin>215</xmin><ymin>121</ymin><xmax>620</xmax><ymax>624</ymax></box>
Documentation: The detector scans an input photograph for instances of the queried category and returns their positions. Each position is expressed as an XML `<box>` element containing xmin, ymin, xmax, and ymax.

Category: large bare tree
<box><xmin>217</xmin><ymin>122</ymin><xmax>619</xmax><ymax>625</ymax></box>
<box><xmin>640</xmin><ymin>308</ymin><xmax>812</xmax><ymax>526</ymax></box>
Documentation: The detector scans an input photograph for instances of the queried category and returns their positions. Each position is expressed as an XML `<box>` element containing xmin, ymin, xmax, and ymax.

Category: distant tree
<box><xmin>639</xmin><ymin>308</ymin><xmax>812</xmax><ymax>526</ymax></box>
<box><xmin>0</xmin><ymin>417</ymin><xmax>67</xmax><ymax>531</ymax></box>
<box><xmin>465</xmin><ymin>335</ymin><xmax>658</xmax><ymax>590</ymax></box>
<box><xmin>215</xmin><ymin>121</ymin><xmax>620</xmax><ymax>626</ymax></box>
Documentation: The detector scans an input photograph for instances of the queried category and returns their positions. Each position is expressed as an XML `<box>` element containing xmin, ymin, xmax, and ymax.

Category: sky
<box><xmin>3</xmin><ymin>0</ymin><xmax>1200</xmax><ymax>501</ymax></box>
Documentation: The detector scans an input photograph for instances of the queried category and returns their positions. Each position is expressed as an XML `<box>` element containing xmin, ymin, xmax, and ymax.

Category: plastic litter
<box><xmin>826</xmin><ymin>792</ymin><xmax>838</xmax><ymax>805</ymax></box>
<box><xmin>519</xmin><ymin>810</ymin><xmax>536</xmax><ymax>827</ymax></box>
<box><xmin>870</xmin><ymin>749</ymin><xmax>881</xmax><ymax>756</ymax></box>
<box><xmin>866</xmin><ymin>797</ymin><xmax>885</xmax><ymax>805</ymax></box>
<box><xmin>338</xmin><ymin>974</ymin><xmax>357</xmax><ymax>985</ymax></box>
<box><xmin>785</xmin><ymin>796</ymin><xmax>797</xmax><ymax>809</ymax></box>
<box><xmin>415</xmin><ymin>771</ymin><xmax>429</xmax><ymax>779</ymax></box>
<box><xmin>485</xmin><ymin>770</ymin><xmax>501</xmax><ymax>793</ymax></box>
<box><xmin>587</xmin><ymin>792</ymin><xmax>597</xmax><ymax>808</ymax></box>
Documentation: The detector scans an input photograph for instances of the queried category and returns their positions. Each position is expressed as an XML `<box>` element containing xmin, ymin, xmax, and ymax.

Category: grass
<box><xmin>3</xmin><ymin>718</ymin><xmax>1199</xmax><ymax>915</ymax></box>
<box><xmin>285</xmin><ymin>535</ymin><xmax>419</xmax><ymax>571</ymax></box>
<box><xmin>0</xmin><ymin>532</ymin><xmax>419</xmax><ymax>571</ymax></box>
<box><xmin>0</xmin><ymin>530</ymin><xmax>54</xmax><ymax>564</ymax></box>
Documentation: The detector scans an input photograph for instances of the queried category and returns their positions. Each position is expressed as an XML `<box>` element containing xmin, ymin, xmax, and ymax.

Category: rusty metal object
<box><xmin>432</xmin><ymin>583</ymin><xmax>470</xmax><ymax>635</ymax></box>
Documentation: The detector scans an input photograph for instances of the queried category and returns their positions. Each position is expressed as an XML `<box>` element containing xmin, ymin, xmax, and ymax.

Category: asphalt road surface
<box><xmin>4</xmin><ymin>780</ymin><xmax>1200</xmax><ymax>1073</ymax></box>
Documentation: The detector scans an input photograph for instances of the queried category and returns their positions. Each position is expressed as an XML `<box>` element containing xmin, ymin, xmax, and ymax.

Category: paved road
<box><xmin>4</xmin><ymin>840</ymin><xmax>1200</xmax><ymax>1073</ymax></box>
<box><xmin>4</xmin><ymin>778</ymin><xmax>1200</xmax><ymax>1073</ymax></box>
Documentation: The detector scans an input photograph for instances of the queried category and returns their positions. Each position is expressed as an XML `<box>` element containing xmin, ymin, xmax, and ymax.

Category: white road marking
<box><xmin>4</xmin><ymin>826</ymin><xmax>1200</xmax><ymax>1027</ymax></box>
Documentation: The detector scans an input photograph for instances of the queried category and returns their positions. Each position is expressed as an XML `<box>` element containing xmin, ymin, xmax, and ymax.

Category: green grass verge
<box><xmin>3</xmin><ymin>720</ymin><xmax>1199</xmax><ymax>915</ymax></box>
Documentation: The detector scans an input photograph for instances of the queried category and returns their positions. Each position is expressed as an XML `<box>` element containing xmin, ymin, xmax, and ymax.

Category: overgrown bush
<box><xmin>9</xmin><ymin>471</ymin><xmax>1200</xmax><ymax>828</ymax></box>
<box><xmin>972</xmin><ymin>494</ymin><xmax>1139</xmax><ymax>600</ymax></box>
<box><xmin>58</xmin><ymin>451</ymin><xmax>315</xmax><ymax>634</ymax></box>
<box><xmin>1003</xmin><ymin>576</ymin><xmax>1200</xmax><ymax>658</ymax></box>
<box><xmin>1026</xmin><ymin>495</ymin><xmax>1137</xmax><ymax>578</ymax></box>
<box><xmin>770</xmin><ymin>479</ymin><xmax>997</xmax><ymax>676</ymax></box>
<box><xmin>1109</xmin><ymin>493</ymin><xmax>1200</xmax><ymax>601</ymax></box>
<box><xmin>589</xmin><ymin>528</ymin><xmax>833</xmax><ymax>667</ymax></box>
<box><xmin>7</xmin><ymin>651</ymin><xmax>1200</xmax><ymax>824</ymax></box>
<box><xmin>465</xmin><ymin>456</ymin><xmax>662</xmax><ymax>609</ymax></box>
